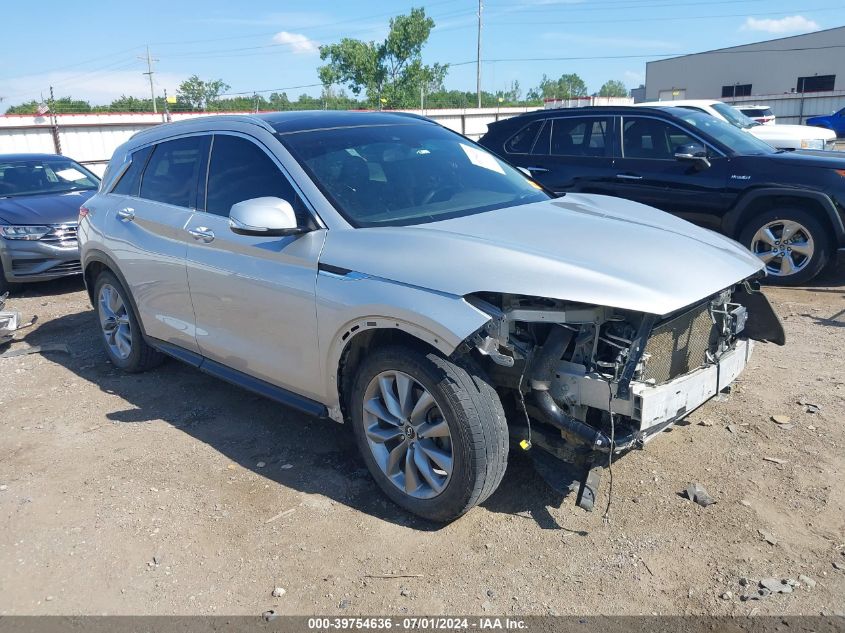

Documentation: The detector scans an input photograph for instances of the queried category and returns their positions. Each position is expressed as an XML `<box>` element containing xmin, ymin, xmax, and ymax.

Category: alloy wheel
<box><xmin>362</xmin><ymin>370</ymin><xmax>453</xmax><ymax>499</ymax></box>
<box><xmin>750</xmin><ymin>219</ymin><xmax>815</xmax><ymax>277</ymax></box>
<box><xmin>98</xmin><ymin>283</ymin><xmax>132</xmax><ymax>360</ymax></box>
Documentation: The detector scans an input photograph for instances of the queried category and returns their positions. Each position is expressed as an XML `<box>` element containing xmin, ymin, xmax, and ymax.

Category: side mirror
<box><xmin>228</xmin><ymin>197</ymin><xmax>305</xmax><ymax>237</ymax></box>
<box><xmin>674</xmin><ymin>143</ymin><xmax>711</xmax><ymax>169</ymax></box>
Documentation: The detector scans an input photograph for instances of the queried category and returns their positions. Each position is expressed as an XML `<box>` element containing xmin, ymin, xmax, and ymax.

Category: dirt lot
<box><xmin>1</xmin><ymin>263</ymin><xmax>844</xmax><ymax>616</ymax></box>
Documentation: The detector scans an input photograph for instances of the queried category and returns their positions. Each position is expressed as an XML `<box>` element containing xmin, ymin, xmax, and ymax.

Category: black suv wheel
<box><xmin>739</xmin><ymin>208</ymin><xmax>830</xmax><ymax>285</ymax></box>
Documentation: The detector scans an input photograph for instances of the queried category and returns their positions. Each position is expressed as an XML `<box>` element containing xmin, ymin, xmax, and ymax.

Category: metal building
<box><xmin>645</xmin><ymin>26</ymin><xmax>845</xmax><ymax>102</ymax></box>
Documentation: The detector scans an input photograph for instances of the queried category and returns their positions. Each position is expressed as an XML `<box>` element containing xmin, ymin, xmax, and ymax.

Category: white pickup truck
<box><xmin>636</xmin><ymin>99</ymin><xmax>836</xmax><ymax>151</ymax></box>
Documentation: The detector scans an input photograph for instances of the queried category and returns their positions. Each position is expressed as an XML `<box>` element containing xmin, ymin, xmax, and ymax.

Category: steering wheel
<box><xmin>421</xmin><ymin>186</ymin><xmax>454</xmax><ymax>206</ymax></box>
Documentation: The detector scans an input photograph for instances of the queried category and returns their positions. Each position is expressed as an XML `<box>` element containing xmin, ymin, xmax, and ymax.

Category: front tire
<box><xmin>93</xmin><ymin>271</ymin><xmax>164</xmax><ymax>372</ymax></box>
<box><xmin>349</xmin><ymin>346</ymin><xmax>508</xmax><ymax>522</ymax></box>
<box><xmin>739</xmin><ymin>208</ymin><xmax>830</xmax><ymax>285</ymax></box>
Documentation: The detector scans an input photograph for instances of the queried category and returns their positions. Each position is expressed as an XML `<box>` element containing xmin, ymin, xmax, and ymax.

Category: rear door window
<box><xmin>504</xmin><ymin>120</ymin><xmax>544</xmax><ymax>154</ymax></box>
<box><xmin>550</xmin><ymin>117</ymin><xmax>612</xmax><ymax>157</ymax></box>
<box><xmin>204</xmin><ymin>134</ymin><xmax>309</xmax><ymax>221</ymax></box>
<box><xmin>111</xmin><ymin>146</ymin><xmax>152</xmax><ymax>196</ymax></box>
<box><xmin>139</xmin><ymin>136</ymin><xmax>206</xmax><ymax>208</ymax></box>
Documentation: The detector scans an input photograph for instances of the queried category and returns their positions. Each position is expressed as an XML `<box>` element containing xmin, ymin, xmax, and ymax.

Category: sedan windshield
<box><xmin>279</xmin><ymin>123</ymin><xmax>550</xmax><ymax>227</ymax></box>
<box><xmin>673</xmin><ymin>110</ymin><xmax>778</xmax><ymax>156</ymax></box>
<box><xmin>0</xmin><ymin>157</ymin><xmax>99</xmax><ymax>198</ymax></box>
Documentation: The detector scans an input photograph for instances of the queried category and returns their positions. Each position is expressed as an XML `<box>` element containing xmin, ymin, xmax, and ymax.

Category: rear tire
<box><xmin>349</xmin><ymin>346</ymin><xmax>508</xmax><ymax>522</ymax></box>
<box><xmin>93</xmin><ymin>271</ymin><xmax>164</xmax><ymax>372</ymax></box>
<box><xmin>739</xmin><ymin>208</ymin><xmax>830</xmax><ymax>285</ymax></box>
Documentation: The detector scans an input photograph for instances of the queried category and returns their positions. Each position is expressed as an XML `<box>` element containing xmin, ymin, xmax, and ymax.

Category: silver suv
<box><xmin>79</xmin><ymin>111</ymin><xmax>785</xmax><ymax>522</ymax></box>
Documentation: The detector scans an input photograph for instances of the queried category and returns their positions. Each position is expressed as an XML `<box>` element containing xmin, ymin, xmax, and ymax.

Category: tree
<box><xmin>527</xmin><ymin>73</ymin><xmax>588</xmax><ymax>101</ymax></box>
<box><xmin>598</xmin><ymin>80</ymin><xmax>629</xmax><ymax>98</ymax></box>
<box><xmin>176</xmin><ymin>75</ymin><xmax>231</xmax><ymax>111</ymax></box>
<box><xmin>107</xmin><ymin>95</ymin><xmax>155</xmax><ymax>112</ymax></box>
<box><xmin>318</xmin><ymin>8</ymin><xmax>448</xmax><ymax>109</ymax></box>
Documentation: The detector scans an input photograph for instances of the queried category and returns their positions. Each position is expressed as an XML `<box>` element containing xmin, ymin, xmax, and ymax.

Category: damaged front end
<box><xmin>466</xmin><ymin>279</ymin><xmax>785</xmax><ymax>507</ymax></box>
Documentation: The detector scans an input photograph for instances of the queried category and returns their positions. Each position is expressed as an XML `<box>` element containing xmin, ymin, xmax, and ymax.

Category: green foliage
<box><xmin>598</xmin><ymin>80</ymin><xmax>629</xmax><ymax>98</ymax></box>
<box><xmin>176</xmin><ymin>75</ymin><xmax>231</xmax><ymax>111</ymax></box>
<box><xmin>526</xmin><ymin>73</ymin><xmax>589</xmax><ymax>101</ymax></box>
<box><xmin>5</xmin><ymin>96</ymin><xmax>93</xmax><ymax>114</ymax></box>
<box><xmin>100</xmin><ymin>95</ymin><xmax>156</xmax><ymax>112</ymax></box>
<box><xmin>318</xmin><ymin>7</ymin><xmax>448</xmax><ymax>109</ymax></box>
<box><xmin>5</xmin><ymin>100</ymin><xmax>41</xmax><ymax>114</ymax></box>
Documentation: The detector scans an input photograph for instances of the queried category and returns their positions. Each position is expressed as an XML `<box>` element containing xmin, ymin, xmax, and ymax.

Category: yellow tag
<box><xmin>519</xmin><ymin>439</ymin><xmax>531</xmax><ymax>450</ymax></box>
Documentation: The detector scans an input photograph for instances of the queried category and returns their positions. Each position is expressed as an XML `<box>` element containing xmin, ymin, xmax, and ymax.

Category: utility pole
<box><xmin>139</xmin><ymin>45</ymin><xmax>159</xmax><ymax>113</ymax></box>
<box><xmin>476</xmin><ymin>0</ymin><xmax>483</xmax><ymax>109</ymax></box>
<box><xmin>48</xmin><ymin>86</ymin><xmax>62</xmax><ymax>155</ymax></box>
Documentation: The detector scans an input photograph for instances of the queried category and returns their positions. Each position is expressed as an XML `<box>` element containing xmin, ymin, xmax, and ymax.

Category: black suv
<box><xmin>479</xmin><ymin>106</ymin><xmax>845</xmax><ymax>284</ymax></box>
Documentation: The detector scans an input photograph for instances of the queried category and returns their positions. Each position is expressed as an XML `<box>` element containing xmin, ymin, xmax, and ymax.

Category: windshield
<box><xmin>711</xmin><ymin>102</ymin><xmax>759</xmax><ymax>129</ymax></box>
<box><xmin>0</xmin><ymin>157</ymin><xmax>99</xmax><ymax>198</ymax></box>
<box><xmin>741</xmin><ymin>108</ymin><xmax>772</xmax><ymax>118</ymax></box>
<box><xmin>279</xmin><ymin>123</ymin><xmax>550</xmax><ymax>228</ymax></box>
<box><xmin>673</xmin><ymin>110</ymin><xmax>777</xmax><ymax>156</ymax></box>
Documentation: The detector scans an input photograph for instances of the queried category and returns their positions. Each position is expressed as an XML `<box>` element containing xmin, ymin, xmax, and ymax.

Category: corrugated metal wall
<box><xmin>727</xmin><ymin>91</ymin><xmax>845</xmax><ymax>126</ymax></box>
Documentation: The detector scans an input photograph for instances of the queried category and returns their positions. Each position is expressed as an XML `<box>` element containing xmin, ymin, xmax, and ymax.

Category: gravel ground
<box><xmin>1</xmin><ymin>262</ymin><xmax>844</xmax><ymax>616</ymax></box>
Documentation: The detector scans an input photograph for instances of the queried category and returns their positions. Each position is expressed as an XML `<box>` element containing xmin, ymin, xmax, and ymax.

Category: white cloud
<box><xmin>271</xmin><ymin>31</ymin><xmax>319</xmax><ymax>55</ymax></box>
<box><xmin>741</xmin><ymin>15</ymin><xmax>819</xmax><ymax>34</ymax></box>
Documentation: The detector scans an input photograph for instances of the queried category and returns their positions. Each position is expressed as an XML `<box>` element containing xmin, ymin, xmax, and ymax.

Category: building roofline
<box><xmin>646</xmin><ymin>25</ymin><xmax>845</xmax><ymax>65</ymax></box>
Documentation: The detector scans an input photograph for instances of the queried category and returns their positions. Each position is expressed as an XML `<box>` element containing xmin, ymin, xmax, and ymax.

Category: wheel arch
<box><xmin>318</xmin><ymin>280</ymin><xmax>492</xmax><ymax>422</ymax></box>
<box><xmin>723</xmin><ymin>188</ymin><xmax>845</xmax><ymax>246</ymax></box>
<box><xmin>83</xmin><ymin>249</ymin><xmax>148</xmax><ymax>338</ymax></box>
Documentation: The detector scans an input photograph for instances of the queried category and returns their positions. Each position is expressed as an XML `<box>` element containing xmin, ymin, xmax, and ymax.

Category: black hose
<box><xmin>530</xmin><ymin>325</ymin><xmax>637</xmax><ymax>453</ymax></box>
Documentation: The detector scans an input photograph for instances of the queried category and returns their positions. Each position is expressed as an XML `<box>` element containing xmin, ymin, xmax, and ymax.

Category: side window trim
<box><xmin>619</xmin><ymin>115</ymin><xmax>723</xmax><ymax>160</ymax></box>
<box><xmin>200</xmin><ymin>130</ymin><xmax>324</xmax><ymax>228</ymax></box>
<box><xmin>531</xmin><ymin>119</ymin><xmax>551</xmax><ymax>155</ymax></box>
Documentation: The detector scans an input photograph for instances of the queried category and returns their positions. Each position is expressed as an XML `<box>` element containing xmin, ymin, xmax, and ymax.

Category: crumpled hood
<box><xmin>0</xmin><ymin>190</ymin><xmax>93</xmax><ymax>225</ymax></box>
<box><xmin>321</xmin><ymin>194</ymin><xmax>764</xmax><ymax>316</ymax></box>
<box><xmin>749</xmin><ymin>123</ymin><xmax>836</xmax><ymax>142</ymax></box>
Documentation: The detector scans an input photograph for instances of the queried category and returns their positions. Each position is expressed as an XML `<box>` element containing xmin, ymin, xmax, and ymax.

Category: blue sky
<box><xmin>2</xmin><ymin>0</ymin><xmax>844</xmax><ymax>106</ymax></box>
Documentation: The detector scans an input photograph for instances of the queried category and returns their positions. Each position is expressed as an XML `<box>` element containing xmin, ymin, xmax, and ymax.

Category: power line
<box><xmin>492</xmin><ymin>4</ymin><xmax>843</xmax><ymax>25</ymax></box>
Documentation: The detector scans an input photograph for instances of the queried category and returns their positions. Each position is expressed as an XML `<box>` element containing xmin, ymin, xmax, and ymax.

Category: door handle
<box><xmin>525</xmin><ymin>166</ymin><xmax>550</xmax><ymax>173</ymax></box>
<box><xmin>188</xmin><ymin>227</ymin><xmax>215</xmax><ymax>243</ymax></box>
<box><xmin>616</xmin><ymin>174</ymin><xmax>643</xmax><ymax>181</ymax></box>
<box><xmin>116</xmin><ymin>207</ymin><xmax>135</xmax><ymax>221</ymax></box>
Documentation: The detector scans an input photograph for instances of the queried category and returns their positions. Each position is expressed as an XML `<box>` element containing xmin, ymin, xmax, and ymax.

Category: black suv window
<box><xmin>205</xmin><ymin>134</ymin><xmax>307</xmax><ymax>219</ymax></box>
<box><xmin>504</xmin><ymin>120</ymin><xmax>544</xmax><ymax>154</ymax></box>
<box><xmin>622</xmin><ymin>118</ymin><xmax>699</xmax><ymax>160</ymax></box>
<box><xmin>140</xmin><ymin>136</ymin><xmax>205</xmax><ymax>207</ymax></box>
<box><xmin>550</xmin><ymin>117</ymin><xmax>611</xmax><ymax>157</ymax></box>
<box><xmin>111</xmin><ymin>146</ymin><xmax>152</xmax><ymax>196</ymax></box>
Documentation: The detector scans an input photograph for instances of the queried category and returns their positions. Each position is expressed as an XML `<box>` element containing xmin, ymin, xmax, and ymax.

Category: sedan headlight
<box><xmin>0</xmin><ymin>225</ymin><xmax>51</xmax><ymax>240</ymax></box>
<box><xmin>800</xmin><ymin>139</ymin><xmax>824</xmax><ymax>150</ymax></box>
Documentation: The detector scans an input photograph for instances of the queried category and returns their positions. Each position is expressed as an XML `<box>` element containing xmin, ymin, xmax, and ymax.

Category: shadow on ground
<box><xmin>17</xmin><ymin>306</ymin><xmax>578</xmax><ymax>531</ymax></box>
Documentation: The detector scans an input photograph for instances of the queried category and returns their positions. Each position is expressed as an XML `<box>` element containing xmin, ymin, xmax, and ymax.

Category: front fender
<box><xmin>316</xmin><ymin>271</ymin><xmax>491</xmax><ymax>411</ymax></box>
<box><xmin>723</xmin><ymin>187</ymin><xmax>845</xmax><ymax>242</ymax></box>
